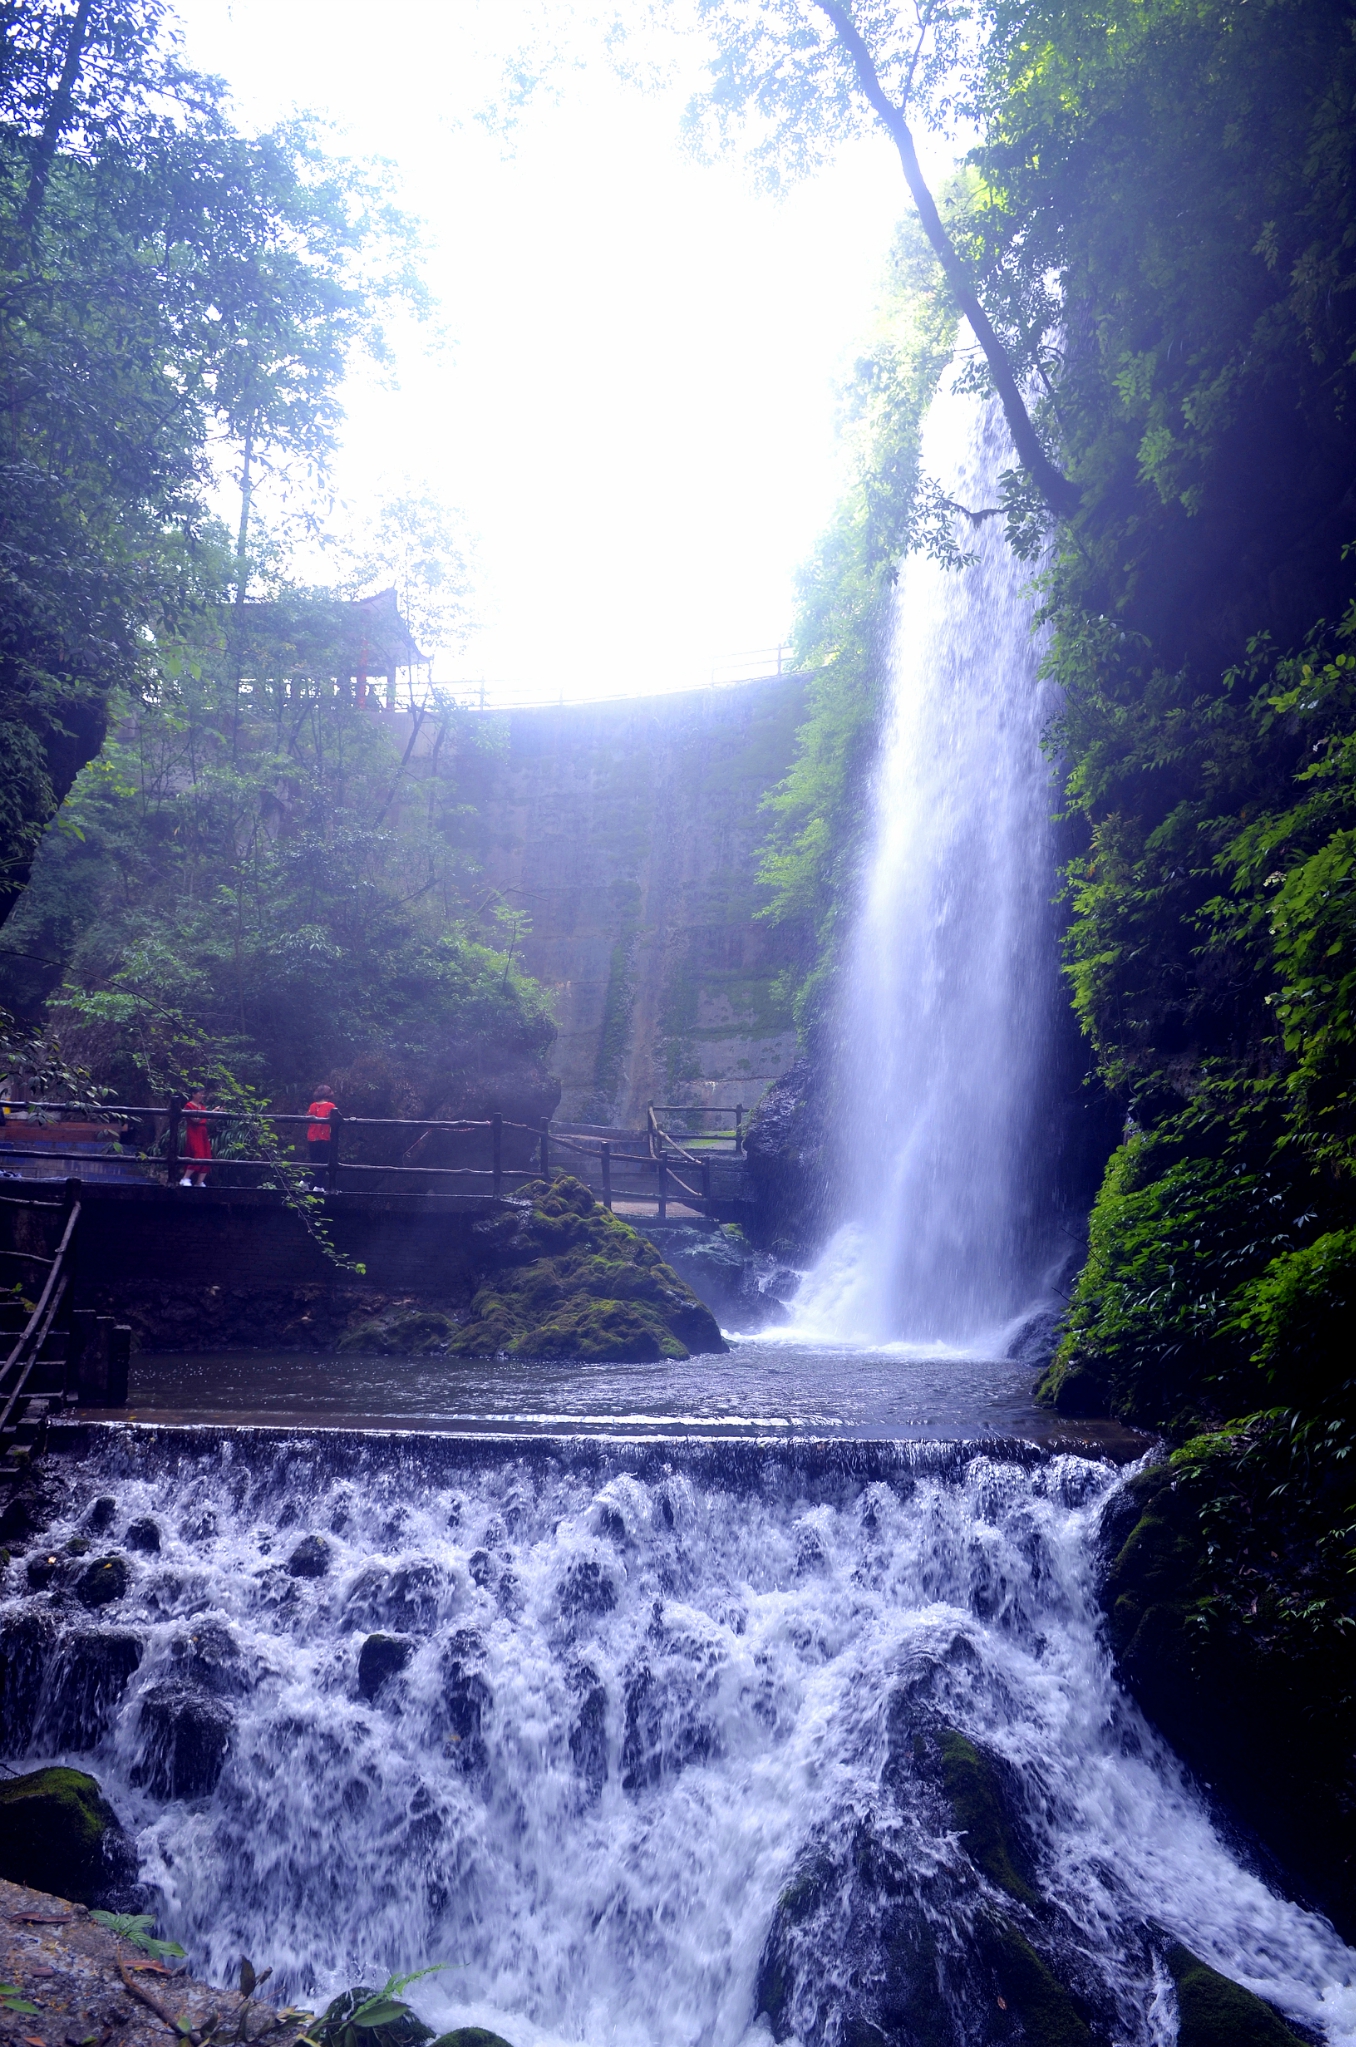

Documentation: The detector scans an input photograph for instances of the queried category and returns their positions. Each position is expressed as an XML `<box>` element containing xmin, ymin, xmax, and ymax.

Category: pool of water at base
<box><xmin>120</xmin><ymin>1335</ymin><xmax>1148</xmax><ymax>1453</ymax></box>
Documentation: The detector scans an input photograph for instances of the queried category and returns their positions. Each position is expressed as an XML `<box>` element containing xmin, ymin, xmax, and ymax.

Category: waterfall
<box><xmin>795</xmin><ymin>377</ymin><xmax>1061</xmax><ymax>1349</ymax></box>
<box><xmin>4</xmin><ymin>1428</ymin><xmax>1353</xmax><ymax>2046</ymax></box>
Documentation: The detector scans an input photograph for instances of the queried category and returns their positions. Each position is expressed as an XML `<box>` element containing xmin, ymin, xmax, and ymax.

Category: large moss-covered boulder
<box><xmin>0</xmin><ymin>1764</ymin><xmax>137</xmax><ymax>1904</ymax></box>
<box><xmin>1166</xmin><ymin>1945</ymin><xmax>1306</xmax><ymax>2047</ymax></box>
<box><xmin>454</xmin><ymin>1177</ymin><xmax>726</xmax><ymax>1361</ymax></box>
<box><xmin>1099</xmin><ymin>1460</ymin><xmax>1356</xmax><ymax>1941</ymax></box>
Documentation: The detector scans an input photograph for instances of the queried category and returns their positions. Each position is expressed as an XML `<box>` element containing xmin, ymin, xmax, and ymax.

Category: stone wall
<box><xmin>379</xmin><ymin>676</ymin><xmax>809</xmax><ymax>1126</ymax></box>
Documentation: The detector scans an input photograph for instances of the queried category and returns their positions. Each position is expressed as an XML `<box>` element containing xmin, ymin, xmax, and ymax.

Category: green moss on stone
<box><xmin>429</xmin><ymin>2031</ymin><xmax>516</xmax><ymax>2047</ymax></box>
<box><xmin>0</xmin><ymin>1764</ymin><xmax>128</xmax><ymax>1903</ymax></box>
<box><xmin>451</xmin><ymin>1176</ymin><xmax>726</xmax><ymax>1362</ymax></box>
<box><xmin>338</xmin><ymin>1308</ymin><xmax>459</xmax><ymax>1355</ymax></box>
<box><xmin>1167</xmin><ymin>1944</ymin><xmax>1306</xmax><ymax>2046</ymax></box>
<box><xmin>938</xmin><ymin>1729</ymin><xmax>1038</xmax><ymax>1906</ymax></box>
<box><xmin>980</xmin><ymin>1919</ymin><xmax>1092</xmax><ymax>2047</ymax></box>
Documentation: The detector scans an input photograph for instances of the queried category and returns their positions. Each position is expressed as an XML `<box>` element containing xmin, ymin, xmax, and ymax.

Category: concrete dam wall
<box><xmin>385</xmin><ymin>674</ymin><xmax>810</xmax><ymax>1126</ymax></box>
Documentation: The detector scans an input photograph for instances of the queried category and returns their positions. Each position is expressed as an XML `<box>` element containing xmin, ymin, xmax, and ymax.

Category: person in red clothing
<box><xmin>181</xmin><ymin>1096</ymin><xmax>212</xmax><ymax>1186</ymax></box>
<box><xmin>306</xmin><ymin>1089</ymin><xmax>338</xmax><ymax>1186</ymax></box>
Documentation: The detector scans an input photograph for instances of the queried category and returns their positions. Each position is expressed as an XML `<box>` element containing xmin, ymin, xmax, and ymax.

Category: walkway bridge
<box><xmin>0</xmin><ymin>1100</ymin><xmax>753</xmax><ymax>1223</ymax></box>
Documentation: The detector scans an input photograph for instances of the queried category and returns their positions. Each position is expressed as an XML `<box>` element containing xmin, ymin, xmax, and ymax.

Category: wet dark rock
<box><xmin>133</xmin><ymin>1680</ymin><xmax>233</xmax><ymax>1800</ymax></box>
<box><xmin>1166</xmin><ymin>1944</ymin><xmax>1306</xmax><ymax>2047</ymax></box>
<box><xmin>0</xmin><ymin>1610</ymin><xmax>57</xmax><ymax>1752</ymax></box>
<box><xmin>468</xmin><ymin>1549</ymin><xmax>493</xmax><ymax>1589</ymax></box>
<box><xmin>741</xmin><ymin>1056</ymin><xmax>831</xmax><ymax>1259</ymax></box>
<box><xmin>358</xmin><ymin>1633</ymin><xmax>414</xmax><ymax>1701</ymax></box>
<box><xmin>439</xmin><ymin>1631</ymin><xmax>489</xmax><ymax>1766</ymax></box>
<box><xmin>64</xmin><ymin>1535</ymin><xmax>91</xmax><ymax>1555</ymax></box>
<box><xmin>1099</xmin><ymin>1463</ymin><xmax>1356</xmax><ymax>1942</ymax></box>
<box><xmin>793</xmin><ymin>1525</ymin><xmax>828</xmax><ymax>1577</ymax></box>
<box><xmin>286</xmin><ymin>1534</ymin><xmax>330</xmax><ymax>1579</ymax></box>
<box><xmin>26</xmin><ymin>1549</ymin><xmax>68</xmax><ymax>1592</ymax></box>
<box><xmin>338</xmin><ymin>1306</ymin><xmax>458</xmax><ymax>1355</ymax></box>
<box><xmin>0</xmin><ymin>1470</ymin><xmax>65</xmax><ymax>1548</ymax></box>
<box><xmin>568</xmin><ymin>1665</ymin><xmax>608</xmax><ymax>1796</ymax></box>
<box><xmin>639</xmin><ymin>1222</ymin><xmax>799</xmax><ymax>1332</ymax></box>
<box><xmin>309</xmin><ymin>1985</ymin><xmax>434</xmax><ymax>2047</ymax></box>
<box><xmin>74</xmin><ymin>1554</ymin><xmax>130</xmax><ymax>1609</ymax></box>
<box><xmin>557</xmin><ymin>1556</ymin><xmax>617</xmax><ymax>1621</ymax></box>
<box><xmin>83</xmin><ymin>1496</ymin><xmax>117</xmax><ymax>1534</ymax></box>
<box><xmin>170</xmin><ymin>1620</ymin><xmax>251</xmax><ymax>1698</ymax></box>
<box><xmin>430</xmin><ymin>2033</ymin><xmax>517</xmax><ymax>2047</ymax></box>
<box><xmin>0</xmin><ymin>1764</ymin><xmax>138</xmax><ymax>1906</ymax></box>
<box><xmin>40</xmin><ymin>1630</ymin><xmax>143</xmax><ymax>1752</ymax></box>
<box><xmin>384</xmin><ymin>1558</ymin><xmax>448</xmax><ymax>1631</ymax></box>
<box><xmin>937</xmin><ymin>1729</ymin><xmax>1038</xmax><ymax>1907</ymax></box>
<box><xmin>620</xmin><ymin>1653</ymin><xmax>719</xmax><ymax>1792</ymax></box>
<box><xmin>124</xmin><ymin>1517</ymin><xmax>161</xmax><ymax>1554</ymax></box>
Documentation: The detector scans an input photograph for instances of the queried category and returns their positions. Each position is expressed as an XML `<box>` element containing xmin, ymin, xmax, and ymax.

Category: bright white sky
<box><xmin>175</xmin><ymin>0</ymin><xmax>913</xmax><ymax>704</ymax></box>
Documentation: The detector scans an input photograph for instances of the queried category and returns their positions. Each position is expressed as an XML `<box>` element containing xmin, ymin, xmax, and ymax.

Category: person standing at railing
<box><xmin>181</xmin><ymin>1096</ymin><xmax>212</xmax><ymax>1187</ymax></box>
<box><xmin>306</xmin><ymin>1089</ymin><xmax>338</xmax><ymax>1188</ymax></box>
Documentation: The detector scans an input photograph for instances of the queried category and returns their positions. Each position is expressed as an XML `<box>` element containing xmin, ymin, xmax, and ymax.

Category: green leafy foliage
<box><xmin>90</xmin><ymin>1911</ymin><xmax>186</xmax><ymax>1961</ymax></box>
<box><xmin>297</xmin><ymin>1969</ymin><xmax>447</xmax><ymax>2047</ymax></box>
<box><xmin>0</xmin><ymin>664</ymin><xmax>556</xmax><ymax>1124</ymax></box>
<box><xmin>0</xmin><ymin>0</ymin><xmax>419</xmax><ymax>923</ymax></box>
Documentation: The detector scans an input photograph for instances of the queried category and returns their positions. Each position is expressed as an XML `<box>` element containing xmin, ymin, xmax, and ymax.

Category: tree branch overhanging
<box><xmin>812</xmin><ymin>0</ymin><xmax>1081</xmax><ymax>521</ymax></box>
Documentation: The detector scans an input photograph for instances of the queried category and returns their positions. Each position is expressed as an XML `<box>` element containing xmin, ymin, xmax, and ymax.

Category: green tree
<box><xmin>0</xmin><ymin>0</ymin><xmax>418</xmax><ymax>923</ymax></box>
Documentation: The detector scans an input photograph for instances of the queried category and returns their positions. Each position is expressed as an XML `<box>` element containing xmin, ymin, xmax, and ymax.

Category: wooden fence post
<box><xmin>540</xmin><ymin>1119</ymin><xmax>551</xmax><ymax>1182</ymax></box>
<box><xmin>657</xmin><ymin>1152</ymin><xmax>667</xmax><ymax>1223</ymax></box>
<box><xmin>328</xmin><ymin>1110</ymin><xmax>342</xmax><ymax>1192</ymax></box>
<box><xmin>492</xmin><ymin>1114</ymin><xmax>503</xmax><ymax>1199</ymax></box>
<box><xmin>735</xmin><ymin>1104</ymin><xmax>744</xmax><ymax>1154</ymax></box>
<box><xmin>701</xmin><ymin>1157</ymin><xmax>711</xmax><ymax>1213</ymax></box>
<box><xmin>166</xmin><ymin>1096</ymin><xmax>182</xmax><ymax>1186</ymax></box>
<box><xmin>601</xmin><ymin>1141</ymin><xmax>612</xmax><ymax>1211</ymax></box>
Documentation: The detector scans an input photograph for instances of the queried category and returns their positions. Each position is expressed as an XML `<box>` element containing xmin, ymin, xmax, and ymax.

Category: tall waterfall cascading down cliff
<box><xmin>795</xmin><ymin>380</ymin><xmax>1061</xmax><ymax>1349</ymax></box>
<box><xmin>2</xmin><ymin>1432</ymin><xmax>1353</xmax><ymax>2046</ymax></box>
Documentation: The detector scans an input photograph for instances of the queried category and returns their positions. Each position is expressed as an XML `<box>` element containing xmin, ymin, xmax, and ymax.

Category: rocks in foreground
<box><xmin>755</xmin><ymin>1689</ymin><xmax>1308</xmax><ymax>2047</ymax></box>
<box><xmin>0</xmin><ymin>1768</ymin><xmax>138</xmax><ymax>1908</ymax></box>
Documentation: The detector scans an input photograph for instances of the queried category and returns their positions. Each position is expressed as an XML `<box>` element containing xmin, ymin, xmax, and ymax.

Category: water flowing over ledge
<box><xmin>2</xmin><ymin>1424</ymin><xmax>1352</xmax><ymax>2047</ymax></box>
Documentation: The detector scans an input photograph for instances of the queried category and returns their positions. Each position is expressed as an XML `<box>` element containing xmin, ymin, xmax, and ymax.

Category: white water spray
<box><xmin>795</xmin><ymin>380</ymin><xmax>1060</xmax><ymax>1348</ymax></box>
<box><xmin>3</xmin><ymin>1430</ymin><xmax>1353</xmax><ymax>2047</ymax></box>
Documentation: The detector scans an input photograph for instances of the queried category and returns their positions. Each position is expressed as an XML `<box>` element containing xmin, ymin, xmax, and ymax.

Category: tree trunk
<box><xmin>20</xmin><ymin>0</ymin><xmax>97</xmax><ymax>236</ymax></box>
<box><xmin>813</xmin><ymin>0</ymin><xmax>1080</xmax><ymax>520</ymax></box>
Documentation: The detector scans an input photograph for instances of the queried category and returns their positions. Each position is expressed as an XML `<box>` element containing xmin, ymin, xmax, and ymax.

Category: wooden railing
<box><xmin>0</xmin><ymin>1100</ymin><xmax>752</xmax><ymax>1219</ymax></box>
<box><xmin>0</xmin><ymin>1178</ymin><xmax>94</xmax><ymax>1479</ymax></box>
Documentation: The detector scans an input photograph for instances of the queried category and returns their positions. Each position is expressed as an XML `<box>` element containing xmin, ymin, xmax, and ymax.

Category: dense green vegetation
<box><xmin>0</xmin><ymin>656</ymin><xmax>557</xmax><ymax>1121</ymax></box>
<box><xmin>0</xmin><ymin>0</ymin><xmax>557</xmax><ymax>1125</ymax></box>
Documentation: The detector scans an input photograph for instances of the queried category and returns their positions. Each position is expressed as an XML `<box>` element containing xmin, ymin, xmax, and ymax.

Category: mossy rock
<box><xmin>1167</xmin><ymin>1944</ymin><xmax>1306</xmax><ymax>2046</ymax></box>
<box><xmin>0</xmin><ymin>1764</ymin><xmax>136</xmax><ymax>1904</ymax></box>
<box><xmin>452</xmin><ymin>1176</ymin><xmax>725</xmax><ymax>1361</ymax></box>
<box><xmin>339</xmin><ymin>1307</ymin><xmax>458</xmax><ymax>1355</ymax></box>
<box><xmin>429</xmin><ymin>2033</ymin><xmax>516</xmax><ymax>2047</ymax></box>
<box><xmin>977</xmin><ymin>1918</ymin><xmax>1092</xmax><ymax>2046</ymax></box>
<box><xmin>938</xmin><ymin>1729</ymin><xmax>1038</xmax><ymax>1906</ymax></box>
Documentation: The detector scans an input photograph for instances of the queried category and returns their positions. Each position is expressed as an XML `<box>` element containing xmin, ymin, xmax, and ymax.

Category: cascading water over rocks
<box><xmin>0</xmin><ymin>1429</ymin><xmax>1351</xmax><ymax>2046</ymax></box>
